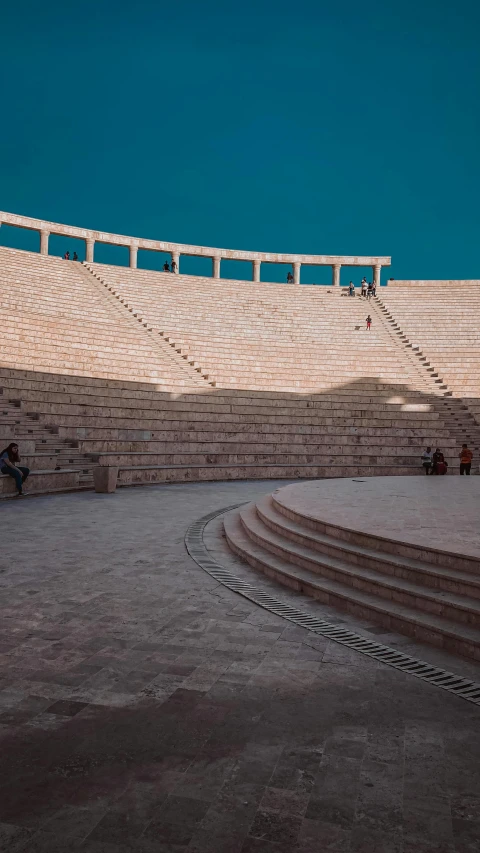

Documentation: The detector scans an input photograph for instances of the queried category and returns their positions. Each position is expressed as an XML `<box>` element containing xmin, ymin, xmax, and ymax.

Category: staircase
<box><xmin>225</xmin><ymin>492</ymin><xmax>480</xmax><ymax>661</ymax></box>
<box><xmin>81</xmin><ymin>263</ymin><xmax>214</xmax><ymax>387</ymax></box>
<box><xmin>373</xmin><ymin>294</ymin><xmax>480</xmax><ymax>455</ymax></box>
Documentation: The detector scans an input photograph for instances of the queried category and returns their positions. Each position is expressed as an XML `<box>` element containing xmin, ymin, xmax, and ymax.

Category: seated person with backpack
<box><xmin>431</xmin><ymin>448</ymin><xmax>448</xmax><ymax>475</ymax></box>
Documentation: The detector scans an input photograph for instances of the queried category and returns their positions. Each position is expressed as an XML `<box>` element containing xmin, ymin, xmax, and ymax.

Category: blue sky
<box><xmin>1</xmin><ymin>0</ymin><xmax>479</xmax><ymax>283</ymax></box>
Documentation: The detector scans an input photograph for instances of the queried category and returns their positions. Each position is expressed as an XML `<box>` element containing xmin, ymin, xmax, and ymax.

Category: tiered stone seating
<box><xmin>378</xmin><ymin>280</ymin><xmax>480</xmax><ymax>424</ymax></box>
<box><xmin>88</xmin><ymin>264</ymin><xmax>443</xmax><ymax>392</ymax></box>
<box><xmin>0</xmin><ymin>368</ymin><xmax>459</xmax><ymax>485</ymax></box>
<box><xmin>1</xmin><ymin>248</ymin><xmax>476</xmax><ymax>494</ymax></box>
<box><xmin>0</xmin><ymin>393</ymin><xmax>89</xmax><ymax>496</ymax></box>
<box><xmin>0</xmin><ymin>247</ymin><xmax>204</xmax><ymax>388</ymax></box>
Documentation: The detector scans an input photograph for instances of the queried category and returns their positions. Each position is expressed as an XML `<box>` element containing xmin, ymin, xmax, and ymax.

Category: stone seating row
<box><xmin>0</xmin><ymin>369</ymin><xmax>444</xmax><ymax>404</ymax></box>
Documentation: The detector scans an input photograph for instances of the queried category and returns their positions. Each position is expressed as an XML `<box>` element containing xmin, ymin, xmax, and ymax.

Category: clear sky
<box><xmin>1</xmin><ymin>0</ymin><xmax>479</xmax><ymax>283</ymax></box>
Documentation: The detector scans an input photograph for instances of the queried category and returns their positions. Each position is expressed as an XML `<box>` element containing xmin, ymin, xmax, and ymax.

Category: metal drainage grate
<box><xmin>185</xmin><ymin>505</ymin><xmax>480</xmax><ymax>706</ymax></box>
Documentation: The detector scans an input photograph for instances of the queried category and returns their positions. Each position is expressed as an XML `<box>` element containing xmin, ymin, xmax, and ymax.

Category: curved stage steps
<box><xmin>224</xmin><ymin>479</ymin><xmax>480</xmax><ymax>661</ymax></box>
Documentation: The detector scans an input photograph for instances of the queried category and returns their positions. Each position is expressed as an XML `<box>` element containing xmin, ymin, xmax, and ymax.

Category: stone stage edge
<box><xmin>0</xmin><ymin>479</ymin><xmax>480</xmax><ymax>853</ymax></box>
<box><xmin>273</xmin><ymin>476</ymin><xmax>480</xmax><ymax>561</ymax></box>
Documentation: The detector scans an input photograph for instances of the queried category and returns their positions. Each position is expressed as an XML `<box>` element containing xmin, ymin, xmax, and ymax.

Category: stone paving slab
<box><xmin>0</xmin><ymin>481</ymin><xmax>479</xmax><ymax>853</ymax></box>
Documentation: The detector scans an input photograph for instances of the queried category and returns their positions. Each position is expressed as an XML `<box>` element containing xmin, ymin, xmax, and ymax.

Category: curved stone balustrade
<box><xmin>0</xmin><ymin>210</ymin><xmax>390</xmax><ymax>286</ymax></box>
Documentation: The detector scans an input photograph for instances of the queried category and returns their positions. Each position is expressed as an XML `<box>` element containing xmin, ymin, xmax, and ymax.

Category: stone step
<box><xmin>223</xmin><ymin>509</ymin><xmax>480</xmax><ymax>661</ymax></box>
<box><xmin>256</xmin><ymin>494</ymin><xmax>480</xmax><ymax>601</ymax></box>
<box><xmin>0</xmin><ymin>469</ymin><xmax>82</xmax><ymax>497</ymax></box>
<box><xmin>89</xmin><ymin>448</ymin><xmax>459</xmax><ymax>467</ymax></box>
<box><xmin>77</xmin><ymin>438</ymin><xmax>458</xmax><ymax>453</ymax></box>
<box><xmin>239</xmin><ymin>503</ymin><xmax>480</xmax><ymax>627</ymax></box>
<box><xmin>58</xmin><ymin>423</ymin><xmax>458</xmax><ymax>440</ymax></box>
<box><xmin>272</xmin><ymin>492</ymin><xmax>479</xmax><ymax>574</ymax></box>
<box><xmin>20</xmin><ymin>401</ymin><xmax>445</xmax><ymax>423</ymax></box>
<box><xmin>117</xmin><ymin>462</ymin><xmax>422</xmax><ymax>487</ymax></box>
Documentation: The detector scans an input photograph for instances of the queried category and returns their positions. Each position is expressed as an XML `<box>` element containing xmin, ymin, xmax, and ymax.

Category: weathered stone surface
<box><xmin>93</xmin><ymin>466</ymin><xmax>118</xmax><ymax>494</ymax></box>
<box><xmin>0</xmin><ymin>481</ymin><xmax>479</xmax><ymax>853</ymax></box>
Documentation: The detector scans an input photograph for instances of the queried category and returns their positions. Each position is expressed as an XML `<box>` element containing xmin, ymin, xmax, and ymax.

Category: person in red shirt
<box><xmin>459</xmin><ymin>444</ymin><xmax>473</xmax><ymax>475</ymax></box>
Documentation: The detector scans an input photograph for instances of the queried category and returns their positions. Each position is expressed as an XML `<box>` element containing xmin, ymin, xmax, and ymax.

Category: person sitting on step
<box><xmin>0</xmin><ymin>443</ymin><xmax>30</xmax><ymax>496</ymax></box>
<box><xmin>421</xmin><ymin>446</ymin><xmax>433</xmax><ymax>474</ymax></box>
<box><xmin>163</xmin><ymin>261</ymin><xmax>170</xmax><ymax>272</ymax></box>
<box><xmin>431</xmin><ymin>448</ymin><xmax>447</xmax><ymax>475</ymax></box>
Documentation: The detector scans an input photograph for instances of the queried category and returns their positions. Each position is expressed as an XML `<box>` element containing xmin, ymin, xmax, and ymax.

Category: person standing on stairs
<box><xmin>366</xmin><ymin>315</ymin><xmax>372</xmax><ymax>331</ymax></box>
<box><xmin>73</xmin><ymin>251</ymin><xmax>78</xmax><ymax>261</ymax></box>
<box><xmin>349</xmin><ymin>281</ymin><xmax>355</xmax><ymax>296</ymax></box>
<box><xmin>163</xmin><ymin>261</ymin><xmax>170</xmax><ymax>272</ymax></box>
<box><xmin>0</xmin><ymin>443</ymin><xmax>30</xmax><ymax>496</ymax></box>
<box><xmin>171</xmin><ymin>259</ymin><xmax>177</xmax><ymax>273</ymax></box>
<box><xmin>63</xmin><ymin>251</ymin><xmax>70</xmax><ymax>260</ymax></box>
<box><xmin>459</xmin><ymin>444</ymin><xmax>473</xmax><ymax>475</ymax></box>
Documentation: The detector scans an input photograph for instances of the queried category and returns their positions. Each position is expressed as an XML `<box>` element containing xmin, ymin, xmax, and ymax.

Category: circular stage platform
<box><xmin>274</xmin><ymin>476</ymin><xmax>480</xmax><ymax>562</ymax></box>
<box><xmin>224</xmin><ymin>477</ymin><xmax>480</xmax><ymax>660</ymax></box>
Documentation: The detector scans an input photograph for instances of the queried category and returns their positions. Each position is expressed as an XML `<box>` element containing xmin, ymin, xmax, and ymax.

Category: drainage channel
<box><xmin>185</xmin><ymin>504</ymin><xmax>480</xmax><ymax>707</ymax></box>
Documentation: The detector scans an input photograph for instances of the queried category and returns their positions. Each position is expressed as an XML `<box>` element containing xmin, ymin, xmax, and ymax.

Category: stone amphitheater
<box><xmin>1</xmin><ymin>210</ymin><xmax>479</xmax><ymax>498</ymax></box>
<box><xmin>2</xmin><ymin>211</ymin><xmax>480</xmax><ymax>853</ymax></box>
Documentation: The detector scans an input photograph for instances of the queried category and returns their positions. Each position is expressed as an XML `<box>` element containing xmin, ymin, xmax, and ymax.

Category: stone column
<box><xmin>373</xmin><ymin>264</ymin><xmax>381</xmax><ymax>288</ymax></box>
<box><xmin>85</xmin><ymin>238</ymin><xmax>95</xmax><ymax>263</ymax></box>
<box><xmin>171</xmin><ymin>252</ymin><xmax>180</xmax><ymax>273</ymax></box>
<box><xmin>252</xmin><ymin>260</ymin><xmax>261</xmax><ymax>282</ymax></box>
<box><xmin>129</xmin><ymin>245</ymin><xmax>138</xmax><ymax>269</ymax></box>
<box><xmin>332</xmin><ymin>264</ymin><xmax>341</xmax><ymax>286</ymax></box>
<box><xmin>293</xmin><ymin>262</ymin><xmax>301</xmax><ymax>284</ymax></box>
<box><xmin>39</xmin><ymin>230</ymin><xmax>49</xmax><ymax>255</ymax></box>
<box><xmin>212</xmin><ymin>257</ymin><xmax>221</xmax><ymax>278</ymax></box>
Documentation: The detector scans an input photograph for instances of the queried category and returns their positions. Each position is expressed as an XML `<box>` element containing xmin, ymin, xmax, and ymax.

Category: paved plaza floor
<box><xmin>1</xmin><ymin>480</ymin><xmax>480</xmax><ymax>853</ymax></box>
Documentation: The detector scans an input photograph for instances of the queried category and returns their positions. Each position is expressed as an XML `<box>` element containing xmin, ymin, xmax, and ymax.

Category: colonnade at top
<box><xmin>0</xmin><ymin>211</ymin><xmax>391</xmax><ymax>287</ymax></box>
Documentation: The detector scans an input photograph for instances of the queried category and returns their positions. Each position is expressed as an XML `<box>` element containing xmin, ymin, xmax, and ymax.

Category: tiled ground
<box><xmin>0</xmin><ymin>480</ymin><xmax>479</xmax><ymax>853</ymax></box>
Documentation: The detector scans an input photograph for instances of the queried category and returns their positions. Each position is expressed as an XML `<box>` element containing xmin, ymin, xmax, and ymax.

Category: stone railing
<box><xmin>0</xmin><ymin>210</ymin><xmax>391</xmax><ymax>286</ymax></box>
